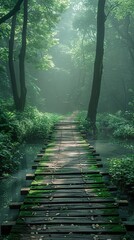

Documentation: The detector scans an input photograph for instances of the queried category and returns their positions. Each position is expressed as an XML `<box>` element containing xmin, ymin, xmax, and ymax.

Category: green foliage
<box><xmin>113</xmin><ymin>124</ymin><xmax>134</xmax><ymax>139</ymax></box>
<box><xmin>109</xmin><ymin>155</ymin><xmax>134</xmax><ymax>194</ymax></box>
<box><xmin>0</xmin><ymin>103</ymin><xmax>61</xmax><ymax>177</ymax></box>
<box><xmin>0</xmin><ymin>0</ymin><xmax>68</xmax><ymax>70</ymax></box>
<box><xmin>0</xmin><ymin>0</ymin><xmax>68</xmax><ymax>104</ymax></box>
<box><xmin>76</xmin><ymin>110</ymin><xmax>134</xmax><ymax>140</ymax></box>
<box><xmin>110</xmin><ymin>0</ymin><xmax>134</xmax><ymax>19</ymax></box>
<box><xmin>97</xmin><ymin>112</ymin><xmax>134</xmax><ymax>139</ymax></box>
<box><xmin>71</xmin><ymin>0</ymin><xmax>96</xmax><ymax>71</ymax></box>
<box><xmin>75</xmin><ymin>111</ymin><xmax>88</xmax><ymax>132</ymax></box>
<box><xmin>19</xmin><ymin>107</ymin><xmax>61</xmax><ymax>140</ymax></box>
<box><xmin>0</xmin><ymin>132</ymin><xmax>19</xmax><ymax>176</ymax></box>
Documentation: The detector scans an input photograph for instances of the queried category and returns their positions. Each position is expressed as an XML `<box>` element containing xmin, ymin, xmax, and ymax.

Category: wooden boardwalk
<box><xmin>8</xmin><ymin>118</ymin><xmax>126</xmax><ymax>239</ymax></box>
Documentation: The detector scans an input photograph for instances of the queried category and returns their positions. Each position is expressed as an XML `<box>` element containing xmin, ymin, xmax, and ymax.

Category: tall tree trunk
<box><xmin>19</xmin><ymin>0</ymin><xmax>28</xmax><ymax>111</ymax></box>
<box><xmin>9</xmin><ymin>14</ymin><xmax>20</xmax><ymax>110</ymax></box>
<box><xmin>9</xmin><ymin>0</ymin><xmax>28</xmax><ymax>111</ymax></box>
<box><xmin>87</xmin><ymin>0</ymin><xmax>106</xmax><ymax>130</ymax></box>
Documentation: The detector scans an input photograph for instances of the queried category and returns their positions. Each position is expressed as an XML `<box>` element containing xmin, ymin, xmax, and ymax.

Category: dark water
<box><xmin>0</xmin><ymin>143</ymin><xmax>42</xmax><ymax>224</ymax></box>
<box><xmin>89</xmin><ymin>139</ymin><xmax>133</xmax><ymax>169</ymax></box>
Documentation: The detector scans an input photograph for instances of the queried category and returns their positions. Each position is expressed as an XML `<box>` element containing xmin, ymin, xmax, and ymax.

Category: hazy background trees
<box><xmin>0</xmin><ymin>0</ymin><xmax>67</xmax><ymax>110</ymax></box>
<box><xmin>0</xmin><ymin>0</ymin><xmax>133</xmax><ymax>114</ymax></box>
<box><xmin>0</xmin><ymin>0</ymin><xmax>133</xmax><ymax>179</ymax></box>
<box><xmin>35</xmin><ymin>0</ymin><xmax>134</xmax><ymax>114</ymax></box>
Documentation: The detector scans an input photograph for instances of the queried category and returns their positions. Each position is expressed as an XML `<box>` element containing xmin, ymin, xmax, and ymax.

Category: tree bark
<box><xmin>87</xmin><ymin>0</ymin><xmax>106</xmax><ymax>130</ymax></box>
<box><xmin>18</xmin><ymin>0</ymin><xmax>28</xmax><ymax>111</ymax></box>
<box><xmin>8</xmin><ymin>0</ymin><xmax>28</xmax><ymax>111</ymax></box>
<box><xmin>0</xmin><ymin>0</ymin><xmax>24</xmax><ymax>24</ymax></box>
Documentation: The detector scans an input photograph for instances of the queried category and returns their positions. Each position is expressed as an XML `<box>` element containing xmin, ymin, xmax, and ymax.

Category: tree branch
<box><xmin>0</xmin><ymin>0</ymin><xmax>24</xmax><ymax>24</ymax></box>
<box><xmin>105</xmin><ymin>2</ymin><xmax>120</xmax><ymax>20</ymax></box>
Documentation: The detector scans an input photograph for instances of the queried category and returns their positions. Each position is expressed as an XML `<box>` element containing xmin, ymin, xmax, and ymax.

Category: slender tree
<box><xmin>8</xmin><ymin>14</ymin><xmax>19</xmax><ymax>109</ymax></box>
<box><xmin>8</xmin><ymin>0</ymin><xmax>28</xmax><ymax>111</ymax></box>
<box><xmin>18</xmin><ymin>0</ymin><xmax>28</xmax><ymax>111</ymax></box>
<box><xmin>2</xmin><ymin>0</ymin><xmax>67</xmax><ymax>109</ymax></box>
<box><xmin>87</xmin><ymin>0</ymin><xmax>106</xmax><ymax>131</ymax></box>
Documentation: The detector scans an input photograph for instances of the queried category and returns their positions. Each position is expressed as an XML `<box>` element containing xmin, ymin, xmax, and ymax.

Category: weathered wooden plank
<box><xmin>11</xmin><ymin>223</ymin><xmax>126</xmax><ymax>234</ymax></box>
<box><xmin>32</xmin><ymin>163</ymin><xmax>103</xmax><ymax>170</ymax></box>
<box><xmin>26</xmin><ymin>174</ymin><xmax>35</xmax><ymax>180</ymax></box>
<box><xmin>19</xmin><ymin>208</ymin><xmax>119</xmax><ymax>217</ymax></box>
<box><xmin>28</xmin><ymin>174</ymin><xmax>104</xmax><ymax>180</ymax></box>
<box><xmin>26</xmin><ymin>192</ymin><xmax>111</xmax><ymax>199</ymax></box>
<box><xmin>31</xmin><ymin>179</ymin><xmax>105</xmax><ymax>185</ymax></box>
<box><xmin>35</xmin><ymin>170</ymin><xmax>101</xmax><ymax>175</ymax></box>
<box><xmin>31</xmin><ymin>182</ymin><xmax>105</xmax><ymax>188</ymax></box>
<box><xmin>37</xmin><ymin>153</ymin><xmax>44</xmax><ymax>157</ymax></box>
<box><xmin>21</xmin><ymin>188</ymin><xmax>30</xmax><ymax>195</ymax></box>
<box><xmin>1</xmin><ymin>221</ymin><xmax>16</xmax><ymax>235</ymax></box>
<box><xmin>117</xmin><ymin>200</ymin><xmax>128</xmax><ymax>206</ymax></box>
<box><xmin>34</xmin><ymin>170</ymin><xmax>109</xmax><ymax>176</ymax></box>
<box><xmin>124</xmin><ymin>221</ymin><xmax>134</xmax><ymax>231</ymax></box>
<box><xmin>24</xmin><ymin>197</ymin><xmax>116</xmax><ymax>204</ymax></box>
<box><xmin>20</xmin><ymin>202</ymin><xmax>118</xmax><ymax>211</ymax></box>
<box><xmin>34</xmin><ymin>156</ymin><xmax>101</xmax><ymax>161</ymax></box>
<box><xmin>27</xmin><ymin>187</ymin><xmax>110</xmax><ymax>195</ymax></box>
<box><xmin>32</xmin><ymin>176</ymin><xmax>104</xmax><ymax>186</ymax></box>
<box><xmin>24</xmin><ymin>198</ymin><xmax>115</xmax><ymax>205</ymax></box>
<box><xmin>16</xmin><ymin>216</ymin><xmax>121</xmax><ymax>225</ymax></box>
<box><xmin>34</xmin><ymin>159</ymin><xmax>100</xmax><ymax>165</ymax></box>
<box><xmin>8</xmin><ymin>233</ymin><xmax>126</xmax><ymax>240</ymax></box>
<box><xmin>9</xmin><ymin>202</ymin><xmax>23</xmax><ymax>209</ymax></box>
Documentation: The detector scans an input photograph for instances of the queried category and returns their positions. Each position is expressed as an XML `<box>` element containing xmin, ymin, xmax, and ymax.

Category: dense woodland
<box><xmin>0</xmin><ymin>0</ymin><xmax>134</xmax><ymax>202</ymax></box>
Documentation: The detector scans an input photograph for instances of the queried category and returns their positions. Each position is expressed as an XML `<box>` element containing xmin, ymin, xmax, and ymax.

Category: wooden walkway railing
<box><xmin>7</xmin><ymin>119</ymin><xmax>126</xmax><ymax>239</ymax></box>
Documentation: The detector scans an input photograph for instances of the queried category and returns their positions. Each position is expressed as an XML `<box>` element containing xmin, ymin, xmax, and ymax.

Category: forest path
<box><xmin>8</xmin><ymin>115</ymin><xmax>126</xmax><ymax>240</ymax></box>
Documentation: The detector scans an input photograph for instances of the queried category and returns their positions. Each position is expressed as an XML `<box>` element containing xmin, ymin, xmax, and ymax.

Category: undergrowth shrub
<box><xmin>97</xmin><ymin>112</ymin><xmax>134</xmax><ymax>139</ymax></box>
<box><xmin>76</xmin><ymin>111</ymin><xmax>134</xmax><ymax>139</ymax></box>
<box><xmin>21</xmin><ymin>107</ymin><xmax>60</xmax><ymax>140</ymax></box>
<box><xmin>109</xmin><ymin>155</ymin><xmax>134</xmax><ymax>194</ymax></box>
<box><xmin>0</xmin><ymin>133</ymin><xmax>19</xmax><ymax>176</ymax></box>
<box><xmin>0</xmin><ymin>104</ymin><xmax>61</xmax><ymax>176</ymax></box>
<box><xmin>113</xmin><ymin>124</ymin><xmax>134</xmax><ymax>139</ymax></box>
<box><xmin>76</xmin><ymin>111</ymin><xmax>88</xmax><ymax>132</ymax></box>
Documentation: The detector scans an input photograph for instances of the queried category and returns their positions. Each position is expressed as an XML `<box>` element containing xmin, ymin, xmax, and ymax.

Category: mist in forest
<box><xmin>0</xmin><ymin>0</ymin><xmax>133</xmax><ymax>114</ymax></box>
<box><xmin>31</xmin><ymin>1</ymin><xmax>133</xmax><ymax>114</ymax></box>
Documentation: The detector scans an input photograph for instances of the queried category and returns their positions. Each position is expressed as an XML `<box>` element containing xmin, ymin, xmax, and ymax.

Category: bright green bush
<box><xmin>109</xmin><ymin>155</ymin><xmax>134</xmax><ymax>193</ymax></box>
<box><xmin>20</xmin><ymin>107</ymin><xmax>60</xmax><ymax>140</ymax></box>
